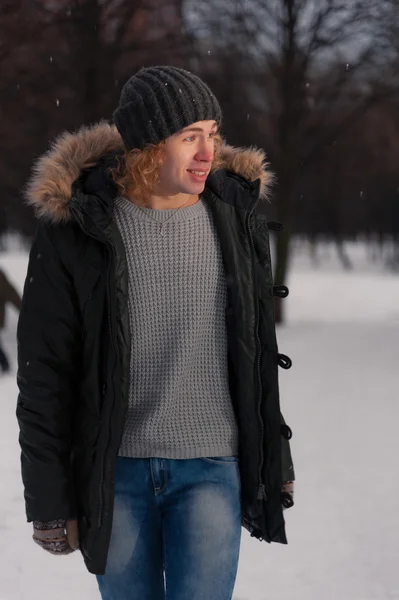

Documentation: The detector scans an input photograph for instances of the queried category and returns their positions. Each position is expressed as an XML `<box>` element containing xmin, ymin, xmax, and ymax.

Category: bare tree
<box><xmin>30</xmin><ymin>0</ymin><xmax>190</xmax><ymax>123</ymax></box>
<box><xmin>187</xmin><ymin>0</ymin><xmax>399</xmax><ymax>321</ymax></box>
<box><xmin>0</xmin><ymin>0</ymin><xmax>190</xmax><ymax>237</ymax></box>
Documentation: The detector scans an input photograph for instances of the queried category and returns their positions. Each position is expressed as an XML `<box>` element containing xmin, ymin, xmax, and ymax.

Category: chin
<box><xmin>189</xmin><ymin>183</ymin><xmax>206</xmax><ymax>193</ymax></box>
<box><xmin>180</xmin><ymin>186</ymin><xmax>204</xmax><ymax>196</ymax></box>
<box><xmin>182</xmin><ymin>174</ymin><xmax>207</xmax><ymax>194</ymax></box>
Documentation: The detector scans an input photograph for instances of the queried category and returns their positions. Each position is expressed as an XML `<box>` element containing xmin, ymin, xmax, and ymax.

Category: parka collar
<box><xmin>25</xmin><ymin>121</ymin><xmax>273</xmax><ymax>224</ymax></box>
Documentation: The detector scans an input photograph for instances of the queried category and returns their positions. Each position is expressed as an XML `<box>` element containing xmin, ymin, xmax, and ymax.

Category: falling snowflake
<box><xmin>56</xmin><ymin>99</ymin><xmax>60</xmax><ymax>107</ymax></box>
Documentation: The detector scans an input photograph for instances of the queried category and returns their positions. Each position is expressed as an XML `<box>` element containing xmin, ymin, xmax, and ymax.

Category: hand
<box><xmin>32</xmin><ymin>518</ymin><xmax>79</xmax><ymax>555</ymax></box>
<box><xmin>281</xmin><ymin>481</ymin><xmax>294</xmax><ymax>509</ymax></box>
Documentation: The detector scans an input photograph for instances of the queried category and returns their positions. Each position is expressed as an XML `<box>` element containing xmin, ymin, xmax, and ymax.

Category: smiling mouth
<box><xmin>187</xmin><ymin>170</ymin><xmax>208</xmax><ymax>176</ymax></box>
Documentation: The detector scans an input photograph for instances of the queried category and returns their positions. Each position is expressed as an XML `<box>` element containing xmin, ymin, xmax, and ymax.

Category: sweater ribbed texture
<box><xmin>114</xmin><ymin>196</ymin><xmax>239</xmax><ymax>459</ymax></box>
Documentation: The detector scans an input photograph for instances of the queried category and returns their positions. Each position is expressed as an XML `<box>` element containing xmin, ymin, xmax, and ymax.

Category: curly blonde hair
<box><xmin>111</xmin><ymin>133</ymin><xmax>225</xmax><ymax>205</ymax></box>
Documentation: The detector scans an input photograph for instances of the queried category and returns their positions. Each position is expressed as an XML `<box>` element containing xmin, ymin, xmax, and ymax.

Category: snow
<box><xmin>0</xmin><ymin>244</ymin><xmax>398</xmax><ymax>600</ymax></box>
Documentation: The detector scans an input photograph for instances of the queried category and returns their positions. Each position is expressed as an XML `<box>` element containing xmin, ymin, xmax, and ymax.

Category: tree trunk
<box><xmin>335</xmin><ymin>237</ymin><xmax>352</xmax><ymax>270</ymax></box>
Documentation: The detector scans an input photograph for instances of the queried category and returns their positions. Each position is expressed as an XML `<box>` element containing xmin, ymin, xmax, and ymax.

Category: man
<box><xmin>0</xmin><ymin>267</ymin><xmax>21</xmax><ymax>373</ymax></box>
<box><xmin>17</xmin><ymin>66</ymin><xmax>295</xmax><ymax>599</ymax></box>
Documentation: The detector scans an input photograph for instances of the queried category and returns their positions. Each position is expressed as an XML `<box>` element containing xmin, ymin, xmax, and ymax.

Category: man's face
<box><xmin>157</xmin><ymin>120</ymin><xmax>218</xmax><ymax>196</ymax></box>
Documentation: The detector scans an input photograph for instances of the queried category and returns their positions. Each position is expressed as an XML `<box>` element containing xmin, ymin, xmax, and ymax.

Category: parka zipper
<box><xmin>98</xmin><ymin>244</ymin><xmax>118</xmax><ymax>527</ymax></box>
<box><xmin>70</xmin><ymin>202</ymin><xmax>117</xmax><ymax>527</ymax></box>
<box><xmin>246</xmin><ymin>209</ymin><xmax>267</xmax><ymax>502</ymax></box>
<box><xmin>97</xmin><ymin>244</ymin><xmax>117</xmax><ymax>527</ymax></box>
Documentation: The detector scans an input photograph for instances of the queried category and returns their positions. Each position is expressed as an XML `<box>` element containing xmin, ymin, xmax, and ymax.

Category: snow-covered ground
<box><xmin>0</xmin><ymin>243</ymin><xmax>398</xmax><ymax>600</ymax></box>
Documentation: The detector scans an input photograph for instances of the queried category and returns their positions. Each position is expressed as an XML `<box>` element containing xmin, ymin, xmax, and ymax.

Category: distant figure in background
<box><xmin>0</xmin><ymin>268</ymin><xmax>21</xmax><ymax>373</ymax></box>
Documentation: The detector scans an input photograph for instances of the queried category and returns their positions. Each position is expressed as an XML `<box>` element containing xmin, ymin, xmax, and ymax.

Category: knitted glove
<box><xmin>281</xmin><ymin>481</ymin><xmax>294</xmax><ymax>510</ymax></box>
<box><xmin>32</xmin><ymin>518</ymin><xmax>79</xmax><ymax>555</ymax></box>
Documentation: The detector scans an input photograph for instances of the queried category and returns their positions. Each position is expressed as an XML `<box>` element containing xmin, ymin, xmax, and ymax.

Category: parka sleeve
<box><xmin>16</xmin><ymin>224</ymin><xmax>81</xmax><ymax>523</ymax></box>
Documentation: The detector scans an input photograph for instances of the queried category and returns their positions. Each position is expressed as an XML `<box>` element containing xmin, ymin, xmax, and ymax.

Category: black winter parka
<box><xmin>16</xmin><ymin>122</ymin><xmax>295</xmax><ymax>575</ymax></box>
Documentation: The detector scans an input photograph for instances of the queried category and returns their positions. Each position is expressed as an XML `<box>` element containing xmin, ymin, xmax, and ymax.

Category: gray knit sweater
<box><xmin>114</xmin><ymin>196</ymin><xmax>239</xmax><ymax>459</ymax></box>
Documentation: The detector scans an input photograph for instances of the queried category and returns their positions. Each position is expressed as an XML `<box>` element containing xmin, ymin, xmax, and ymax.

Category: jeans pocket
<box><xmin>200</xmin><ymin>456</ymin><xmax>239</xmax><ymax>464</ymax></box>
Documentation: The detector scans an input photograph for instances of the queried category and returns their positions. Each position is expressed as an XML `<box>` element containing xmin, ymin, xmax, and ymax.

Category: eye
<box><xmin>184</xmin><ymin>136</ymin><xmax>195</xmax><ymax>142</ymax></box>
<box><xmin>209</xmin><ymin>131</ymin><xmax>217</xmax><ymax>138</ymax></box>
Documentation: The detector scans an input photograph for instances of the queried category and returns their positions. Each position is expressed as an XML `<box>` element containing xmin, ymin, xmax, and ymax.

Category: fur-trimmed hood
<box><xmin>25</xmin><ymin>121</ymin><xmax>272</xmax><ymax>224</ymax></box>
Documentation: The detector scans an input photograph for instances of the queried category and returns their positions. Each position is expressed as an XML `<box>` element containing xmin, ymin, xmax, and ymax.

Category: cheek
<box><xmin>161</xmin><ymin>144</ymin><xmax>192</xmax><ymax>181</ymax></box>
<box><xmin>159</xmin><ymin>156</ymin><xmax>174</xmax><ymax>180</ymax></box>
<box><xmin>159</xmin><ymin>160</ymin><xmax>186</xmax><ymax>187</ymax></box>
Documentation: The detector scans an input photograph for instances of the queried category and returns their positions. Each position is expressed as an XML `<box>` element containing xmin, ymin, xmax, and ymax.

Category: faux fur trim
<box><xmin>25</xmin><ymin>121</ymin><xmax>272</xmax><ymax>223</ymax></box>
<box><xmin>217</xmin><ymin>143</ymin><xmax>272</xmax><ymax>201</ymax></box>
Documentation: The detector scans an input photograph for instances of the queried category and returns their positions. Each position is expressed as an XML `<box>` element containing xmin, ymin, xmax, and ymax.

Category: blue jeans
<box><xmin>96</xmin><ymin>455</ymin><xmax>242</xmax><ymax>600</ymax></box>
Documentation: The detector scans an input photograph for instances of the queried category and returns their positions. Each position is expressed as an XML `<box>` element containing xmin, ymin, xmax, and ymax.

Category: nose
<box><xmin>195</xmin><ymin>142</ymin><xmax>213</xmax><ymax>164</ymax></box>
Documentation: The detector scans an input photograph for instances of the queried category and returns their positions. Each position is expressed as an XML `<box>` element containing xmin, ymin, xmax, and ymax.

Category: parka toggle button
<box><xmin>277</xmin><ymin>353</ymin><xmax>292</xmax><ymax>370</ymax></box>
<box><xmin>280</xmin><ymin>424</ymin><xmax>292</xmax><ymax>440</ymax></box>
<box><xmin>273</xmin><ymin>285</ymin><xmax>289</xmax><ymax>298</ymax></box>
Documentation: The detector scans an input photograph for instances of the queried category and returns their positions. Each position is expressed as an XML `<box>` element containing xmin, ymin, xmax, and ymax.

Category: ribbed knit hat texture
<box><xmin>113</xmin><ymin>66</ymin><xmax>222</xmax><ymax>150</ymax></box>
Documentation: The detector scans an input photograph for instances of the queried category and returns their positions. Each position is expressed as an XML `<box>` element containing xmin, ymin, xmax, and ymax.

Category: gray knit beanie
<box><xmin>113</xmin><ymin>66</ymin><xmax>222</xmax><ymax>151</ymax></box>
